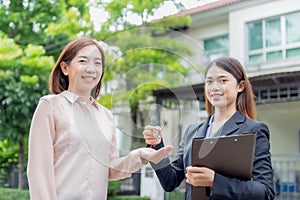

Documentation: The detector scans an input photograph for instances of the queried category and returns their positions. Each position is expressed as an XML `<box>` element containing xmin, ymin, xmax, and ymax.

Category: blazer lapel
<box><xmin>185</xmin><ymin>118</ymin><xmax>210</xmax><ymax>167</ymax></box>
<box><xmin>219</xmin><ymin>111</ymin><xmax>245</xmax><ymax>136</ymax></box>
<box><xmin>193</xmin><ymin>117</ymin><xmax>210</xmax><ymax>139</ymax></box>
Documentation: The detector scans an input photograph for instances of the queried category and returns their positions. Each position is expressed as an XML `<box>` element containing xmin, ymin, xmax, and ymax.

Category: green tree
<box><xmin>0</xmin><ymin>35</ymin><xmax>54</xmax><ymax>189</ymax></box>
<box><xmin>96</xmin><ymin>1</ymin><xmax>193</xmax><ymax>148</ymax></box>
<box><xmin>0</xmin><ymin>0</ymin><xmax>93</xmax><ymax>57</ymax></box>
<box><xmin>0</xmin><ymin>139</ymin><xmax>20</xmax><ymax>188</ymax></box>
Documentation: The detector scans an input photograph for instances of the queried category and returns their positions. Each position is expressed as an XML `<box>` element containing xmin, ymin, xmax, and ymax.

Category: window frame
<box><xmin>246</xmin><ymin>11</ymin><xmax>300</xmax><ymax>65</ymax></box>
<box><xmin>204</xmin><ymin>34</ymin><xmax>229</xmax><ymax>62</ymax></box>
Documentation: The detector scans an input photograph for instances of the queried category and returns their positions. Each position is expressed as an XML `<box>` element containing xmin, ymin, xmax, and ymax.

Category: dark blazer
<box><xmin>151</xmin><ymin>111</ymin><xmax>275</xmax><ymax>200</ymax></box>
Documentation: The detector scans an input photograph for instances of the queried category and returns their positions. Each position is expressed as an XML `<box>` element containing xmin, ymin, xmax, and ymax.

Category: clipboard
<box><xmin>191</xmin><ymin>132</ymin><xmax>256</xmax><ymax>200</ymax></box>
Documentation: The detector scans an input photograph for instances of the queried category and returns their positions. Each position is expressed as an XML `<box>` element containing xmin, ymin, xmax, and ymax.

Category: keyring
<box><xmin>153</xmin><ymin>130</ymin><xmax>159</xmax><ymax>139</ymax></box>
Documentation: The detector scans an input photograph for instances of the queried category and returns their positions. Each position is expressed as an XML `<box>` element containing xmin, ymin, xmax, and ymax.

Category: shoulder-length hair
<box><xmin>49</xmin><ymin>38</ymin><xmax>105</xmax><ymax>99</ymax></box>
<box><xmin>204</xmin><ymin>56</ymin><xmax>256</xmax><ymax>120</ymax></box>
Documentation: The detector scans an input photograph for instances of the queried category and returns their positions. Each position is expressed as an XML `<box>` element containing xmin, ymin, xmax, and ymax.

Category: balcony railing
<box><xmin>272</xmin><ymin>154</ymin><xmax>300</xmax><ymax>199</ymax></box>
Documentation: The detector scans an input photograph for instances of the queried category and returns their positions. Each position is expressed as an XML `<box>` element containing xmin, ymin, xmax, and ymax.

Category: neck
<box><xmin>213</xmin><ymin>107</ymin><xmax>237</xmax><ymax>123</ymax></box>
<box><xmin>68</xmin><ymin>89</ymin><xmax>91</xmax><ymax>102</ymax></box>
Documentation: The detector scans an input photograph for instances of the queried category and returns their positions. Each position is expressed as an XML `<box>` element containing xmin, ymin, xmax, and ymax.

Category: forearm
<box><xmin>149</xmin><ymin>140</ymin><xmax>186</xmax><ymax>192</ymax></box>
<box><xmin>153</xmin><ymin>162</ymin><xmax>185</xmax><ymax>192</ymax></box>
<box><xmin>109</xmin><ymin>149</ymin><xmax>144</xmax><ymax>180</ymax></box>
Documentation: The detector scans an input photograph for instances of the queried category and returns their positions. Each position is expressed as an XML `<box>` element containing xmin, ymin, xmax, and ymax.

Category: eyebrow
<box><xmin>206</xmin><ymin>75</ymin><xmax>229</xmax><ymax>79</ymax></box>
<box><xmin>77</xmin><ymin>55</ymin><xmax>102</xmax><ymax>60</ymax></box>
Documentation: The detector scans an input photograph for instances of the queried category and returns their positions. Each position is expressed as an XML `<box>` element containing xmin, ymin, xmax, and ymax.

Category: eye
<box><xmin>205</xmin><ymin>79</ymin><xmax>212</xmax><ymax>84</ymax></box>
<box><xmin>95</xmin><ymin>61</ymin><xmax>102</xmax><ymax>66</ymax></box>
<box><xmin>78</xmin><ymin>59</ymin><xmax>87</xmax><ymax>64</ymax></box>
<box><xmin>220</xmin><ymin>79</ymin><xmax>228</xmax><ymax>84</ymax></box>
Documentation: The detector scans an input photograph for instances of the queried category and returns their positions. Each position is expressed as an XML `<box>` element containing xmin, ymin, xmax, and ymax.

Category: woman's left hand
<box><xmin>186</xmin><ymin>166</ymin><xmax>215</xmax><ymax>187</ymax></box>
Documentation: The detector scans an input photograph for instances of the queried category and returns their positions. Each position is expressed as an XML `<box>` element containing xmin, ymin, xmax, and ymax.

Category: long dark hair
<box><xmin>204</xmin><ymin>57</ymin><xmax>256</xmax><ymax>119</ymax></box>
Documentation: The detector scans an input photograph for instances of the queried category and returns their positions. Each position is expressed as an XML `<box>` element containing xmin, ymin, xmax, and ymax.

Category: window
<box><xmin>247</xmin><ymin>11</ymin><xmax>300</xmax><ymax>64</ymax></box>
<box><xmin>204</xmin><ymin>35</ymin><xmax>229</xmax><ymax>62</ymax></box>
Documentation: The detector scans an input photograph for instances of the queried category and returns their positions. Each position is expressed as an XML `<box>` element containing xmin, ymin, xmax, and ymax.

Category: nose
<box><xmin>210</xmin><ymin>81</ymin><xmax>221</xmax><ymax>91</ymax></box>
<box><xmin>86</xmin><ymin>63</ymin><xmax>96</xmax><ymax>73</ymax></box>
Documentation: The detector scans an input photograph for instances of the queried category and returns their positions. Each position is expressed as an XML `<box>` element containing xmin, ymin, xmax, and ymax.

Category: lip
<box><xmin>81</xmin><ymin>76</ymin><xmax>96</xmax><ymax>80</ymax></box>
<box><xmin>211</xmin><ymin>93</ymin><xmax>223</xmax><ymax>97</ymax></box>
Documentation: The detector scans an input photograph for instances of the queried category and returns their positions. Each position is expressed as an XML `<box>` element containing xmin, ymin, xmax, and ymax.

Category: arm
<box><xmin>152</xmin><ymin>139</ymin><xmax>186</xmax><ymax>192</ymax></box>
<box><xmin>27</xmin><ymin>98</ymin><xmax>57</xmax><ymax>200</ymax></box>
<box><xmin>104</xmin><ymin>111</ymin><xmax>173</xmax><ymax>180</ymax></box>
<box><xmin>210</xmin><ymin>122</ymin><xmax>275</xmax><ymax>200</ymax></box>
<box><xmin>146</xmin><ymin>125</ymin><xmax>196</xmax><ymax>192</ymax></box>
<box><xmin>108</xmin><ymin>121</ymin><xmax>145</xmax><ymax>180</ymax></box>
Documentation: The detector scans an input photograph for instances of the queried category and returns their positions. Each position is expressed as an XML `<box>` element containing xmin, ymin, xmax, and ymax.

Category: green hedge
<box><xmin>0</xmin><ymin>187</ymin><xmax>150</xmax><ymax>200</ymax></box>
<box><xmin>168</xmin><ymin>191</ymin><xmax>184</xmax><ymax>200</ymax></box>
<box><xmin>0</xmin><ymin>188</ymin><xmax>29</xmax><ymax>200</ymax></box>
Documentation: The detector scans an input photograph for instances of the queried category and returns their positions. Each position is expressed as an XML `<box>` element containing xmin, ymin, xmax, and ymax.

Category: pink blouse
<box><xmin>27</xmin><ymin>91</ymin><xmax>144</xmax><ymax>200</ymax></box>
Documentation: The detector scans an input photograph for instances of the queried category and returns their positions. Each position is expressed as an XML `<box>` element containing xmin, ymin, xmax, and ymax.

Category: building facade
<box><xmin>145</xmin><ymin>0</ymin><xmax>300</xmax><ymax>199</ymax></box>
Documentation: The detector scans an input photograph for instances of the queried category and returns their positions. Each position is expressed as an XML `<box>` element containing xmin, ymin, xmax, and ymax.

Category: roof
<box><xmin>153</xmin><ymin>70</ymin><xmax>300</xmax><ymax>102</ymax></box>
<box><xmin>174</xmin><ymin>0</ymin><xmax>243</xmax><ymax>17</ymax></box>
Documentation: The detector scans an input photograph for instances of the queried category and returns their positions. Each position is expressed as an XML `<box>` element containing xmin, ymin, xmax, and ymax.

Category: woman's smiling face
<box><xmin>61</xmin><ymin>45</ymin><xmax>103</xmax><ymax>97</ymax></box>
<box><xmin>205</xmin><ymin>65</ymin><xmax>243</xmax><ymax>112</ymax></box>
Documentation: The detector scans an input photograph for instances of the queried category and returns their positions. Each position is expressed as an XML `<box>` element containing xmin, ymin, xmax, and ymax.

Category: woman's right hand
<box><xmin>138</xmin><ymin>146</ymin><xmax>173</xmax><ymax>164</ymax></box>
<box><xmin>143</xmin><ymin>125</ymin><xmax>162</xmax><ymax>146</ymax></box>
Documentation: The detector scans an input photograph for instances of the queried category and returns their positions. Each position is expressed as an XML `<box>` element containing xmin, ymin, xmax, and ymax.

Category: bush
<box><xmin>0</xmin><ymin>187</ymin><xmax>29</xmax><ymax>200</ymax></box>
<box><xmin>168</xmin><ymin>191</ymin><xmax>184</xmax><ymax>200</ymax></box>
<box><xmin>107</xmin><ymin>180</ymin><xmax>121</xmax><ymax>197</ymax></box>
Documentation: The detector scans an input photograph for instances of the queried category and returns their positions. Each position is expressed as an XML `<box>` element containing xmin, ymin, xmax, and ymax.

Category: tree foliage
<box><xmin>0</xmin><ymin>0</ymin><xmax>93</xmax><ymax>189</ymax></box>
<box><xmin>0</xmin><ymin>35</ymin><xmax>54</xmax><ymax>188</ymax></box>
<box><xmin>0</xmin><ymin>37</ymin><xmax>53</xmax><ymax>140</ymax></box>
<box><xmin>96</xmin><ymin>1</ymin><xmax>193</xmax><ymax>148</ymax></box>
<box><xmin>0</xmin><ymin>0</ymin><xmax>93</xmax><ymax>58</ymax></box>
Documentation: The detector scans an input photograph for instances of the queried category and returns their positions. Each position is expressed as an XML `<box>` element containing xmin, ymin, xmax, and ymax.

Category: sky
<box><xmin>90</xmin><ymin>0</ymin><xmax>219</xmax><ymax>30</ymax></box>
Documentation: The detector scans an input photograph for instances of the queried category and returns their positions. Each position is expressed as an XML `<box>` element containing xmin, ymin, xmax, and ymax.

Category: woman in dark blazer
<box><xmin>143</xmin><ymin>57</ymin><xmax>275</xmax><ymax>200</ymax></box>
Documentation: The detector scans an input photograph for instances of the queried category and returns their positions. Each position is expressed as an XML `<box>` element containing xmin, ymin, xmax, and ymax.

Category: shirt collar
<box><xmin>61</xmin><ymin>90</ymin><xmax>99</xmax><ymax>109</ymax></box>
<box><xmin>208</xmin><ymin>114</ymin><xmax>214</xmax><ymax>126</ymax></box>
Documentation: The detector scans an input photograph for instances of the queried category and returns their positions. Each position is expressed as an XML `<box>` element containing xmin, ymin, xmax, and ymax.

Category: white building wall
<box><xmin>140</xmin><ymin>164</ymin><xmax>164</xmax><ymax>200</ymax></box>
<box><xmin>174</xmin><ymin>21</ymin><xmax>229</xmax><ymax>84</ymax></box>
<box><xmin>113</xmin><ymin>112</ymin><xmax>132</xmax><ymax>155</ymax></box>
<box><xmin>229</xmin><ymin>0</ymin><xmax>300</xmax><ymax>66</ymax></box>
<box><xmin>257</xmin><ymin>101</ymin><xmax>300</xmax><ymax>154</ymax></box>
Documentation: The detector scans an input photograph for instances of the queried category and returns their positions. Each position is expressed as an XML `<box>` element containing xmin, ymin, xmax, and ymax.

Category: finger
<box><xmin>163</xmin><ymin>145</ymin><xmax>173</xmax><ymax>153</ymax></box>
<box><xmin>148</xmin><ymin>146</ymin><xmax>172</xmax><ymax>164</ymax></box>
<box><xmin>144</xmin><ymin>125</ymin><xmax>156</xmax><ymax>130</ymax></box>
<box><xmin>141</xmin><ymin>158</ymin><xmax>148</xmax><ymax>165</ymax></box>
<box><xmin>185</xmin><ymin>173</ymin><xmax>195</xmax><ymax>186</ymax></box>
<box><xmin>143</xmin><ymin>130</ymin><xmax>161</xmax><ymax>140</ymax></box>
<box><xmin>143</xmin><ymin>131</ymin><xmax>156</xmax><ymax>141</ymax></box>
<box><xmin>154</xmin><ymin>145</ymin><xmax>173</xmax><ymax>160</ymax></box>
<box><xmin>143</xmin><ymin>133</ymin><xmax>156</xmax><ymax>139</ymax></box>
<box><xmin>143</xmin><ymin>129</ymin><xmax>153</xmax><ymax>136</ymax></box>
<box><xmin>186</xmin><ymin>166</ymin><xmax>205</xmax><ymax>173</ymax></box>
<box><xmin>186</xmin><ymin>178</ymin><xmax>191</xmax><ymax>185</ymax></box>
<box><xmin>144</xmin><ymin>125</ymin><xmax>162</xmax><ymax>132</ymax></box>
<box><xmin>145</xmin><ymin>138</ymin><xmax>159</xmax><ymax>145</ymax></box>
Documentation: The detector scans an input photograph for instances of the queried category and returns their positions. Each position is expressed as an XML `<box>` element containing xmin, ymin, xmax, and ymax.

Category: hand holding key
<box><xmin>143</xmin><ymin>125</ymin><xmax>162</xmax><ymax>146</ymax></box>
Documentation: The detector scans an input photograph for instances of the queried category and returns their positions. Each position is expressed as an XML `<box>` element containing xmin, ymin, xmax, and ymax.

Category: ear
<box><xmin>238</xmin><ymin>80</ymin><xmax>245</xmax><ymax>93</ymax></box>
<box><xmin>60</xmin><ymin>61</ymin><xmax>69</xmax><ymax>76</ymax></box>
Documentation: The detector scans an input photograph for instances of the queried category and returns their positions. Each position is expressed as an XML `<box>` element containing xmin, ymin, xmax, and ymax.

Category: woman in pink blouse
<box><xmin>27</xmin><ymin>38</ymin><xmax>172</xmax><ymax>200</ymax></box>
